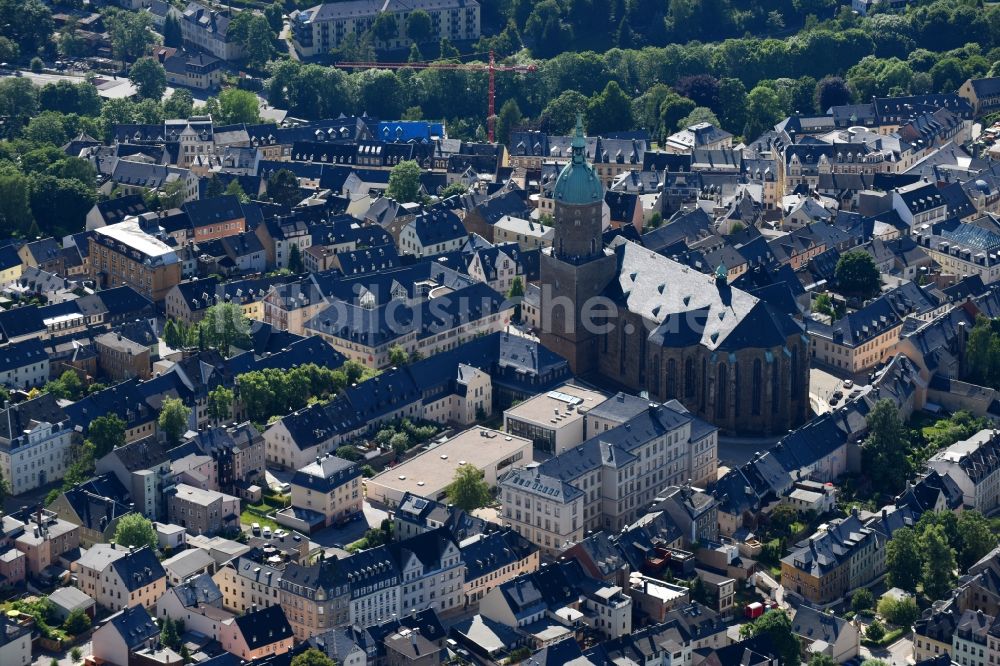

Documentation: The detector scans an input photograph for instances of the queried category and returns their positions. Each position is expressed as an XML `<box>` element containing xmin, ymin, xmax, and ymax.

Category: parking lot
<box><xmin>810</xmin><ymin>367</ymin><xmax>864</xmax><ymax>415</ymax></box>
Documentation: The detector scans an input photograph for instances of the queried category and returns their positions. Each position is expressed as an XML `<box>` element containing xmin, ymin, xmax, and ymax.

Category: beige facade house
<box><xmin>288</xmin><ymin>454</ymin><xmax>362</xmax><ymax>528</ymax></box>
<box><xmin>90</xmin><ymin>219</ymin><xmax>182</xmax><ymax>302</ymax></box>
<box><xmin>218</xmin><ymin>605</ymin><xmax>295</xmax><ymax>661</ymax></box>
<box><xmin>213</xmin><ymin>557</ymin><xmax>281</xmax><ymax>614</ymax></box>
<box><xmin>97</xmin><ymin>546</ymin><xmax>167</xmax><ymax>612</ymax></box>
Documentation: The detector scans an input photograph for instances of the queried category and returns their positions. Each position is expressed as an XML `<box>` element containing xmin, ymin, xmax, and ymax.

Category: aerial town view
<box><xmin>1</xmin><ymin>0</ymin><xmax>1000</xmax><ymax>665</ymax></box>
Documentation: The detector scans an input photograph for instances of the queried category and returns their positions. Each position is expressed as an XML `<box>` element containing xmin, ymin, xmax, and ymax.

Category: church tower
<box><xmin>538</xmin><ymin>116</ymin><xmax>618</xmax><ymax>375</ymax></box>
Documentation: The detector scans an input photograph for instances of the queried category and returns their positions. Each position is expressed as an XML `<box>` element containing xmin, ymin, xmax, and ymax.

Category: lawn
<box><xmin>240</xmin><ymin>503</ymin><xmax>280</xmax><ymax>531</ymax></box>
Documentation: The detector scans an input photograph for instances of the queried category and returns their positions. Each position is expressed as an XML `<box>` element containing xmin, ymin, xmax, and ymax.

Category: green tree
<box><xmin>264</xmin><ymin>3</ymin><xmax>284</xmax><ymax>33</ymax></box>
<box><xmin>290</xmin><ymin>647</ymin><xmax>336</xmax><ymax>666</ymax></box>
<box><xmin>158</xmin><ymin>397</ymin><xmax>192</xmax><ymax>446</ymax></box>
<box><xmin>922</xmin><ymin>524</ymin><xmax>957</xmax><ymax>600</ymax></box>
<box><xmin>30</xmin><ymin>57</ymin><xmax>43</xmax><ymax>74</ymax></box>
<box><xmin>406</xmin><ymin>10</ymin><xmax>433</xmax><ymax>43</ymax></box>
<box><xmin>659</xmin><ymin>92</ymin><xmax>697</xmax><ymax>135</ymax></box>
<box><xmin>439</xmin><ymin>182</ymin><xmax>467</xmax><ymax>199</ymax></box>
<box><xmin>207</xmin><ymin>386</ymin><xmax>234</xmax><ymax>423</ymax></box>
<box><xmin>371</xmin><ymin>12</ymin><xmax>398</xmax><ymax>43</ymax></box>
<box><xmin>335</xmin><ymin>445</ymin><xmax>361</xmax><ymax>462</ymax></box>
<box><xmin>678</xmin><ymin>107</ymin><xmax>721</xmax><ymax>129</ymax></box>
<box><xmin>164</xmin><ymin>319</ymin><xmax>185</xmax><ymax>349</ymax></box>
<box><xmin>198</xmin><ymin>302</ymin><xmax>251</xmax><ymax>356</ymax></box>
<box><xmin>88</xmin><ymin>414</ymin><xmax>126</xmax><ymax>459</ymax></box>
<box><xmin>164</xmin><ymin>88</ymin><xmax>194</xmax><ymax>119</ymax></box>
<box><xmin>287</xmin><ymin>243</ymin><xmax>304</xmax><ymax>273</ymax></box>
<box><xmin>495</xmin><ymin>99</ymin><xmax>522</xmax><ymax>147</ymax></box>
<box><xmin>225</xmin><ymin>179</ymin><xmax>250</xmax><ymax>203</ymax></box>
<box><xmin>862</xmin><ymin>399</ymin><xmax>911</xmax><ymax>496</ymax></box>
<box><xmin>45</xmin><ymin>370</ymin><xmax>84</xmax><ymax>401</ymax></box>
<box><xmin>30</xmin><ymin>175</ymin><xmax>96</xmax><ymax>236</ymax></box>
<box><xmin>163</xmin><ymin>14</ymin><xmax>183</xmax><ymax>48</ymax></box>
<box><xmin>743</xmin><ymin>85</ymin><xmax>784</xmax><ymax>140</ymax></box>
<box><xmin>227</xmin><ymin>12</ymin><xmax>276</xmax><ymax>69</ymax></box>
<box><xmin>388</xmin><ymin>345</ymin><xmax>409</xmax><ymax>367</ymax></box>
<box><xmin>956</xmin><ymin>510</ymin><xmax>997</xmax><ymax>570</ymax></box>
<box><xmin>808</xmin><ymin>655</ymin><xmax>837</xmax><ymax>666</ymax></box>
<box><xmin>386</xmin><ymin>160</ymin><xmax>422</xmax><ymax>203</ymax></box>
<box><xmin>508</xmin><ymin>276</ymin><xmax>525</xmax><ymax>321</ymax></box>
<box><xmin>70</xmin><ymin>647</ymin><xmax>82</xmax><ymax>664</ymax></box>
<box><xmin>129</xmin><ymin>57</ymin><xmax>167</xmax><ymax>100</ymax></box>
<box><xmin>865</xmin><ymin>619</ymin><xmax>885</xmax><ymax>642</ymax></box>
<box><xmin>107</xmin><ymin>10</ymin><xmax>155</xmax><ymax>67</ymax></box>
<box><xmin>540</xmin><ymin>90</ymin><xmax>589</xmax><ymax>134</ymax></box>
<box><xmin>876</xmin><ymin>595</ymin><xmax>919</xmax><ymax>627</ymax></box>
<box><xmin>861</xmin><ymin>660</ymin><xmax>889</xmax><ymax>666</ymax></box>
<box><xmin>158</xmin><ymin>178</ymin><xmax>188</xmax><ymax>209</ymax></box>
<box><xmin>885</xmin><ymin>526</ymin><xmax>922</xmax><ymax>592</ymax></box>
<box><xmin>267</xmin><ymin>169</ymin><xmax>301</xmax><ymax>207</ymax></box>
<box><xmin>389</xmin><ymin>432</ymin><xmax>410</xmax><ymax>455</ymax></box>
<box><xmin>743</xmin><ymin>610</ymin><xmax>800</xmax><ymax>666</ymax></box>
<box><xmin>160</xmin><ymin>616</ymin><xmax>179</xmax><ymax>650</ymax></box>
<box><xmin>62</xmin><ymin>607</ymin><xmax>91</xmax><ymax>634</ymax></box>
<box><xmin>114</xmin><ymin>513</ymin><xmax>158</xmax><ymax>550</ymax></box>
<box><xmin>851</xmin><ymin>588</ymin><xmax>874</xmax><ymax>613</ymax></box>
<box><xmin>446</xmin><ymin>464</ymin><xmax>492</xmax><ymax>511</ymax></box>
<box><xmin>814</xmin><ymin>76</ymin><xmax>852</xmax><ymax>112</ymax></box>
<box><xmin>586</xmin><ymin>80</ymin><xmax>633</xmax><ymax>136</ymax></box>
<box><xmin>0</xmin><ymin>468</ymin><xmax>9</xmax><ymax>509</ymax></box>
<box><xmin>835</xmin><ymin>250</ymin><xmax>881</xmax><ymax>298</ymax></box>
<box><xmin>216</xmin><ymin>88</ymin><xmax>261</xmax><ymax>124</ymax></box>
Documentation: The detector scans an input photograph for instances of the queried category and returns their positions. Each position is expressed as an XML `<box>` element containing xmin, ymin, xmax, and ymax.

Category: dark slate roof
<box><xmin>93</xmin><ymin>195</ymin><xmax>148</xmax><ymax>226</ymax></box>
<box><xmin>0</xmin><ymin>307</ymin><xmax>46</xmax><ymax>341</ymax></box>
<box><xmin>0</xmin><ymin>337</ymin><xmax>49</xmax><ymax>375</ymax></box>
<box><xmin>810</xmin><ymin>281</ymin><xmax>939</xmax><ymax>347</ymax></box>
<box><xmin>460</xmin><ymin>529</ymin><xmax>535</xmax><ymax>581</ymax></box>
<box><xmin>408</xmin><ymin>208</ymin><xmax>466</xmax><ymax>246</ymax></box>
<box><xmin>60</xmin><ymin>473</ymin><xmax>132</xmax><ymax>532</ymax></box>
<box><xmin>233</xmin><ymin>605</ymin><xmax>293</xmax><ymax>649</ymax></box>
<box><xmin>290</xmin><ymin>455</ymin><xmax>360</xmax><ymax>493</ymax></box>
<box><xmin>790</xmin><ymin>604</ymin><xmax>850</xmax><ymax>644</ymax></box>
<box><xmin>183</xmin><ymin>196</ymin><xmax>245</xmax><ymax>227</ymax></box>
<box><xmin>106</xmin><ymin>605</ymin><xmax>159</xmax><ymax>649</ymax></box>
<box><xmin>110</xmin><ymin>546</ymin><xmax>165</xmax><ymax>592</ymax></box>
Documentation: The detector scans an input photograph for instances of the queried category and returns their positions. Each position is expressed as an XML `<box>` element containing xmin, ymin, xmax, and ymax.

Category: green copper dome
<box><xmin>553</xmin><ymin>116</ymin><xmax>603</xmax><ymax>205</ymax></box>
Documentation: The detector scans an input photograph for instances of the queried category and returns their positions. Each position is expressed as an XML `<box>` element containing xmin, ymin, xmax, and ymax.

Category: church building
<box><xmin>538</xmin><ymin>119</ymin><xmax>810</xmax><ymax>435</ymax></box>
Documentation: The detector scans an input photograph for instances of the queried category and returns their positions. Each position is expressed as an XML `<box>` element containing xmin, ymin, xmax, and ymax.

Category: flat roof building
<box><xmin>365</xmin><ymin>426</ymin><xmax>532</xmax><ymax>507</ymax></box>
<box><xmin>503</xmin><ymin>384</ymin><xmax>608</xmax><ymax>455</ymax></box>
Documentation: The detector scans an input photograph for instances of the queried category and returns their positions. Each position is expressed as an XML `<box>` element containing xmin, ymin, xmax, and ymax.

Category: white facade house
<box><xmin>0</xmin><ymin>395</ymin><xmax>73</xmax><ymax>495</ymax></box>
<box><xmin>927</xmin><ymin>429</ymin><xmax>1000</xmax><ymax>513</ymax></box>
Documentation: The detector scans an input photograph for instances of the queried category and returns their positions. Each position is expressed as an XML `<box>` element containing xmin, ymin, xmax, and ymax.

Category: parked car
<box><xmin>843</xmin><ymin>379</ymin><xmax>854</xmax><ymax>388</ymax></box>
<box><xmin>251</xmin><ymin>522</ymin><xmax>261</xmax><ymax>536</ymax></box>
<box><xmin>262</xmin><ymin>526</ymin><xmax>271</xmax><ymax>538</ymax></box>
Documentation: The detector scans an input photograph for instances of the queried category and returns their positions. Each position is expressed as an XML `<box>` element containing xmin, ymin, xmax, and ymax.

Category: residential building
<box><xmin>954</xmin><ymin>609</ymin><xmax>992</xmax><ymax>666</ymax></box>
<box><xmin>98</xmin><ymin>545</ymin><xmax>167</xmax><ymax>612</ymax></box>
<box><xmin>780</xmin><ymin>510</ymin><xmax>884</xmax><ymax>605</ymax></box>
<box><xmin>927</xmin><ymin>429</ymin><xmax>1000</xmax><ymax>513</ymax></box>
<box><xmin>0</xmin><ymin>614</ymin><xmax>31</xmax><ymax>666</ymax></box>
<box><xmin>161</xmin><ymin>548</ymin><xmax>216</xmax><ymax>586</ymax></box>
<box><xmin>0</xmin><ymin>338</ymin><xmax>50</xmax><ymax>389</ymax></box>
<box><xmin>480</xmin><ymin>559</ymin><xmax>633</xmax><ymax>641</ymax></box>
<box><xmin>390</xmin><ymin>527</ymin><xmax>466</xmax><ymax>617</ymax></box>
<box><xmin>292</xmin><ymin>0</ymin><xmax>481</xmax><ymax>57</ymax></box>
<box><xmin>90</xmin><ymin>219</ymin><xmax>182</xmax><ymax>302</ymax></box>
<box><xmin>960</xmin><ymin>77</ymin><xmax>1000</xmax><ymax>115</ymax></box>
<box><xmin>14</xmin><ymin>510</ymin><xmax>80</xmax><ymax>577</ymax></box>
<box><xmin>155</xmin><ymin>574</ymin><xmax>234</xmax><ymax>640</ymax></box>
<box><xmin>91</xmin><ymin>606</ymin><xmax>160</xmax><ymax>666</ymax></box>
<box><xmin>49</xmin><ymin>474</ymin><xmax>133</xmax><ymax>548</ymax></box>
<box><xmin>213</xmin><ymin>556</ymin><xmax>282</xmax><ymax>614</ymax></box>
<box><xmin>398</xmin><ymin>208</ymin><xmax>467</xmax><ymax>257</ymax></box>
<box><xmin>492</xmin><ymin>215</ymin><xmax>554</xmax><ymax>251</ymax></box>
<box><xmin>283</xmin><ymin>454</ymin><xmax>362</xmax><ymax>531</ymax></box>
<box><xmin>791</xmin><ymin>604</ymin><xmax>860</xmax><ymax>663</ymax></box>
<box><xmin>177</xmin><ymin>2</ymin><xmax>244</xmax><ymax>61</ymax></box>
<box><xmin>95</xmin><ymin>435</ymin><xmax>173</xmax><ymax>518</ymax></box>
<box><xmin>185</xmin><ymin>423</ymin><xmax>266</xmax><ymax>498</ymax></box>
<box><xmin>460</xmin><ymin>528</ymin><xmax>539</xmax><ymax>607</ymax></box>
<box><xmin>0</xmin><ymin>394</ymin><xmax>72</xmax><ymax>495</ymax></box>
<box><xmin>500</xmin><ymin>402</ymin><xmax>718</xmax><ymax>556</ymax></box>
<box><xmin>167</xmin><ymin>483</ymin><xmax>241</xmax><ymax>536</ymax></box>
<box><xmin>94</xmin><ymin>331</ymin><xmax>153</xmax><ymax>381</ymax></box>
<box><xmin>218</xmin><ymin>605</ymin><xmax>295</xmax><ymax>661</ymax></box>
<box><xmin>155</xmin><ymin>47</ymin><xmax>223</xmax><ymax>90</ymax></box>
<box><xmin>365</xmin><ymin>427</ymin><xmax>531</xmax><ymax>506</ymax></box>
<box><xmin>654</xmin><ymin>485</ymin><xmax>719</xmax><ymax>548</ymax></box>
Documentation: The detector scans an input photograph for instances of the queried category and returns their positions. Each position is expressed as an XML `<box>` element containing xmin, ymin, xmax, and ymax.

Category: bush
<box><xmin>852</xmin><ymin>588</ymin><xmax>874</xmax><ymax>613</ymax></box>
<box><xmin>62</xmin><ymin>608</ymin><xmax>91</xmax><ymax>635</ymax></box>
<box><xmin>877</xmin><ymin>595</ymin><xmax>919</xmax><ymax>628</ymax></box>
<box><xmin>865</xmin><ymin>619</ymin><xmax>885</xmax><ymax>642</ymax></box>
<box><xmin>30</xmin><ymin>57</ymin><xmax>44</xmax><ymax>73</ymax></box>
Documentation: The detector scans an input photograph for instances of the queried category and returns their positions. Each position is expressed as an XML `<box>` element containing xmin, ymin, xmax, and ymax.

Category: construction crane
<box><xmin>336</xmin><ymin>50</ymin><xmax>537</xmax><ymax>143</ymax></box>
